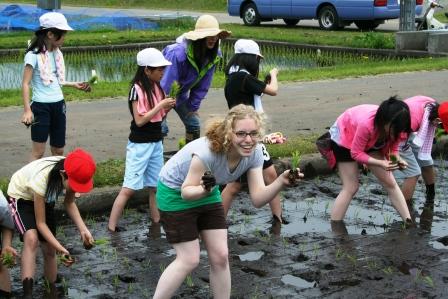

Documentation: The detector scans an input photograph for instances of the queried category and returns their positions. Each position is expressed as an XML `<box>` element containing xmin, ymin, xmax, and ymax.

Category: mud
<box><xmin>6</xmin><ymin>163</ymin><xmax>448</xmax><ymax>298</ymax></box>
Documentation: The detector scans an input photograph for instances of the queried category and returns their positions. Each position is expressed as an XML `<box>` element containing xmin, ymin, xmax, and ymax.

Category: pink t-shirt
<box><xmin>134</xmin><ymin>83</ymin><xmax>166</xmax><ymax>122</ymax></box>
<box><xmin>335</xmin><ymin>104</ymin><xmax>401</xmax><ymax>164</ymax></box>
<box><xmin>404</xmin><ymin>95</ymin><xmax>436</xmax><ymax>132</ymax></box>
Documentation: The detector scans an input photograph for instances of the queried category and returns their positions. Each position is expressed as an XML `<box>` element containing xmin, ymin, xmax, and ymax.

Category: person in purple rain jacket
<box><xmin>161</xmin><ymin>15</ymin><xmax>230</xmax><ymax>144</ymax></box>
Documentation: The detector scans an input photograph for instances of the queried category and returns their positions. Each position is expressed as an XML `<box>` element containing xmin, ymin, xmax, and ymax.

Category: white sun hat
<box><xmin>183</xmin><ymin>15</ymin><xmax>231</xmax><ymax>41</ymax></box>
<box><xmin>39</xmin><ymin>12</ymin><xmax>73</xmax><ymax>31</ymax></box>
<box><xmin>136</xmin><ymin>48</ymin><xmax>172</xmax><ymax>67</ymax></box>
<box><xmin>234</xmin><ymin>39</ymin><xmax>263</xmax><ymax>58</ymax></box>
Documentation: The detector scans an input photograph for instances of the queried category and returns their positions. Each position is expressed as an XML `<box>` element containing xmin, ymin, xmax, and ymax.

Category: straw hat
<box><xmin>184</xmin><ymin>15</ymin><xmax>231</xmax><ymax>41</ymax></box>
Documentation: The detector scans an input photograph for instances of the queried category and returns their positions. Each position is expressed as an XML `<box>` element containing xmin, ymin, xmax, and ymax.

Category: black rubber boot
<box><xmin>185</xmin><ymin>130</ymin><xmax>200</xmax><ymax>144</ymax></box>
<box><xmin>0</xmin><ymin>289</ymin><xmax>11</xmax><ymax>298</ymax></box>
<box><xmin>22</xmin><ymin>278</ymin><xmax>33</xmax><ymax>299</ymax></box>
<box><xmin>425</xmin><ymin>184</ymin><xmax>435</xmax><ymax>203</ymax></box>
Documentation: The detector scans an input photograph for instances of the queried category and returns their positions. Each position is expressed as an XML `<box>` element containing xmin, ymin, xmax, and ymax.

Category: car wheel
<box><xmin>318</xmin><ymin>5</ymin><xmax>340</xmax><ymax>30</ymax></box>
<box><xmin>283</xmin><ymin>18</ymin><xmax>300</xmax><ymax>26</ymax></box>
<box><xmin>354</xmin><ymin>20</ymin><xmax>380</xmax><ymax>31</ymax></box>
<box><xmin>242</xmin><ymin>3</ymin><xmax>261</xmax><ymax>26</ymax></box>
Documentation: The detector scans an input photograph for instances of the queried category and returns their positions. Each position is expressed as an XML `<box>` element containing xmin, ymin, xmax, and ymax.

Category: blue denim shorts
<box><xmin>123</xmin><ymin>141</ymin><xmax>164</xmax><ymax>190</ymax></box>
<box><xmin>30</xmin><ymin>100</ymin><xmax>66</xmax><ymax>148</ymax></box>
<box><xmin>161</xmin><ymin>100</ymin><xmax>200</xmax><ymax>135</ymax></box>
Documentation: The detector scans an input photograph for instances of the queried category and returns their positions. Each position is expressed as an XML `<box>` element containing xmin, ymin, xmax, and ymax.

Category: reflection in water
<box><xmin>331</xmin><ymin>220</ymin><xmax>348</xmax><ymax>236</ymax></box>
<box><xmin>281</xmin><ymin>274</ymin><xmax>316</xmax><ymax>289</ymax></box>
<box><xmin>419</xmin><ymin>199</ymin><xmax>435</xmax><ymax>232</ymax></box>
<box><xmin>149</xmin><ymin>222</ymin><xmax>162</xmax><ymax>240</ymax></box>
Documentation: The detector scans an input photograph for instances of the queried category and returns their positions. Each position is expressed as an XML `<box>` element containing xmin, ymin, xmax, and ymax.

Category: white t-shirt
<box><xmin>0</xmin><ymin>190</ymin><xmax>14</xmax><ymax>230</ymax></box>
<box><xmin>7</xmin><ymin>157</ymin><xmax>64</xmax><ymax>203</ymax></box>
<box><xmin>159</xmin><ymin>137</ymin><xmax>264</xmax><ymax>189</ymax></box>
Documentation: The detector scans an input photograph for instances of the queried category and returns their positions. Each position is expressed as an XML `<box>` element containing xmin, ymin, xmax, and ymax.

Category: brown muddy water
<box><xmin>6</xmin><ymin>162</ymin><xmax>448</xmax><ymax>298</ymax></box>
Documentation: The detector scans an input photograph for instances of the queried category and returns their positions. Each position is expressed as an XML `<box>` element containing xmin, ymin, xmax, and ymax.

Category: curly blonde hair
<box><xmin>205</xmin><ymin>104</ymin><xmax>265</xmax><ymax>153</ymax></box>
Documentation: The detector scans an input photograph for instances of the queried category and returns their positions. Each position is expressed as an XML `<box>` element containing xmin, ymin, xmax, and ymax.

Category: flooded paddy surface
<box><xmin>7</xmin><ymin>164</ymin><xmax>448</xmax><ymax>298</ymax></box>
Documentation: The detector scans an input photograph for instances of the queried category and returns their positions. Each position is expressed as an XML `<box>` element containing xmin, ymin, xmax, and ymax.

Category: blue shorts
<box><xmin>123</xmin><ymin>141</ymin><xmax>164</xmax><ymax>190</ymax></box>
<box><xmin>162</xmin><ymin>100</ymin><xmax>200</xmax><ymax>135</ymax></box>
<box><xmin>30</xmin><ymin>100</ymin><xmax>66</xmax><ymax>148</ymax></box>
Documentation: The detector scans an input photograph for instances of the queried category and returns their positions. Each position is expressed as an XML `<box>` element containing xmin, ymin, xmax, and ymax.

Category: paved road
<box><xmin>0</xmin><ymin>3</ymin><xmax>400</xmax><ymax>31</ymax></box>
<box><xmin>2</xmin><ymin>70</ymin><xmax>448</xmax><ymax>178</ymax></box>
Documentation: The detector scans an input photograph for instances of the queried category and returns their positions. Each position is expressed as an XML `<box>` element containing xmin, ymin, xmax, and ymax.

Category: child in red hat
<box><xmin>7</xmin><ymin>148</ymin><xmax>96</xmax><ymax>298</ymax></box>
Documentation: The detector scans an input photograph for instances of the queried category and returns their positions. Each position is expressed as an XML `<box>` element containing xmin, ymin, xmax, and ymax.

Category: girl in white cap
<box><xmin>160</xmin><ymin>15</ymin><xmax>231</xmax><ymax>144</ymax></box>
<box><xmin>108</xmin><ymin>48</ymin><xmax>176</xmax><ymax>232</ymax></box>
<box><xmin>21</xmin><ymin>12</ymin><xmax>91</xmax><ymax>161</ymax></box>
<box><xmin>221</xmin><ymin>39</ymin><xmax>285</xmax><ymax>228</ymax></box>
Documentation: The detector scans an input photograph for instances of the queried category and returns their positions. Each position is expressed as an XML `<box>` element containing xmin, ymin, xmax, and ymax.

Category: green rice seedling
<box><xmin>159</xmin><ymin>263</ymin><xmax>166</xmax><ymax>273</ymax></box>
<box><xmin>169</xmin><ymin>80</ymin><xmax>181</xmax><ymax>98</ymax></box>
<box><xmin>58</xmin><ymin>254</ymin><xmax>75</xmax><ymax>267</ymax></box>
<box><xmin>43</xmin><ymin>278</ymin><xmax>51</xmax><ymax>293</ymax></box>
<box><xmin>324</xmin><ymin>201</ymin><xmax>330</xmax><ymax>216</ymax></box>
<box><xmin>1</xmin><ymin>252</ymin><xmax>15</xmax><ymax>268</ymax></box>
<box><xmin>93</xmin><ymin>237</ymin><xmax>110</xmax><ymax>246</ymax></box>
<box><xmin>61</xmin><ymin>277</ymin><xmax>68</xmax><ymax>296</ymax></box>
<box><xmin>382</xmin><ymin>214</ymin><xmax>392</xmax><ymax>228</ymax></box>
<box><xmin>335</xmin><ymin>248</ymin><xmax>345</xmax><ymax>261</ymax></box>
<box><xmin>313</xmin><ymin>244</ymin><xmax>319</xmax><ymax>259</ymax></box>
<box><xmin>185</xmin><ymin>274</ymin><xmax>194</xmax><ymax>288</ymax></box>
<box><xmin>423</xmin><ymin>275</ymin><xmax>435</xmax><ymax>288</ymax></box>
<box><xmin>366</xmin><ymin>259</ymin><xmax>378</xmax><ymax>271</ymax></box>
<box><xmin>346</xmin><ymin>253</ymin><xmax>357</xmax><ymax>267</ymax></box>
<box><xmin>88</xmin><ymin>69</ymin><xmax>98</xmax><ymax>84</ymax></box>
<box><xmin>288</xmin><ymin>150</ymin><xmax>302</xmax><ymax>183</ymax></box>
<box><xmin>382</xmin><ymin>266</ymin><xmax>394</xmax><ymax>275</ymax></box>
<box><xmin>95</xmin><ymin>271</ymin><xmax>103</xmax><ymax>282</ymax></box>
<box><xmin>178</xmin><ymin>137</ymin><xmax>186</xmax><ymax>149</ymax></box>
<box><xmin>282</xmin><ymin>236</ymin><xmax>289</xmax><ymax>252</ymax></box>
<box><xmin>113</xmin><ymin>275</ymin><xmax>120</xmax><ymax>289</ymax></box>
<box><xmin>353</xmin><ymin>209</ymin><xmax>360</xmax><ymax>223</ymax></box>
<box><xmin>122</xmin><ymin>257</ymin><xmax>131</xmax><ymax>270</ymax></box>
<box><xmin>128</xmin><ymin>282</ymin><xmax>134</xmax><ymax>293</ymax></box>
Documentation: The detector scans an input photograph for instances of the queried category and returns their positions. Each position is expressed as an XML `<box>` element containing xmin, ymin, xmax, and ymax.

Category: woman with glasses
<box><xmin>328</xmin><ymin>96</ymin><xmax>413</xmax><ymax>223</ymax></box>
<box><xmin>153</xmin><ymin>104</ymin><xmax>302</xmax><ymax>299</ymax></box>
<box><xmin>393</xmin><ymin>96</ymin><xmax>448</xmax><ymax>204</ymax></box>
<box><xmin>221</xmin><ymin>39</ymin><xmax>286</xmax><ymax>225</ymax></box>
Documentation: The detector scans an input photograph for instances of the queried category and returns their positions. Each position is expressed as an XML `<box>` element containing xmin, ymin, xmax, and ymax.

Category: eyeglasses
<box><xmin>233</xmin><ymin>130</ymin><xmax>260</xmax><ymax>139</ymax></box>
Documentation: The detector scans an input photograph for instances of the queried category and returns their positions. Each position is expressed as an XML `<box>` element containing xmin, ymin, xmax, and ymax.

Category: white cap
<box><xmin>136</xmin><ymin>48</ymin><xmax>172</xmax><ymax>67</ymax></box>
<box><xmin>234</xmin><ymin>39</ymin><xmax>263</xmax><ymax>58</ymax></box>
<box><xmin>39</xmin><ymin>12</ymin><xmax>73</xmax><ymax>31</ymax></box>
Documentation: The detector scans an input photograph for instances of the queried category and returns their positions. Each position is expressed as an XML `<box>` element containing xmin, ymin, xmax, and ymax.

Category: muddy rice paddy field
<box><xmin>7</xmin><ymin>162</ymin><xmax>448</xmax><ymax>298</ymax></box>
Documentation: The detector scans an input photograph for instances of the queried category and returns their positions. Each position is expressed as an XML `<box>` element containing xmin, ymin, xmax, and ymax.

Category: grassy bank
<box><xmin>0</xmin><ymin>24</ymin><xmax>396</xmax><ymax>50</ymax></box>
<box><xmin>0</xmin><ymin>135</ymin><xmax>318</xmax><ymax>192</ymax></box>
<box><xmin>2</xmin><ymin>56</ymin><xmax>448</xmax><ymax>108</ymax></box>
<box><xmin>0</xmin><ymin>0</ymin><xmax>227</xmax><ymax>12</ymax></box>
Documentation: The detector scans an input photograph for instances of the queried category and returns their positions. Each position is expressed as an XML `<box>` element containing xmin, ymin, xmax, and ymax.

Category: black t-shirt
<box><xmin>224</xmin><ymin>71</ymin><xmax>266</xmax><ymax>109</ymax></box>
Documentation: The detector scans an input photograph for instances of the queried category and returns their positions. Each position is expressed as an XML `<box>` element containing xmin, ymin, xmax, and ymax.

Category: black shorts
<box><xmin>331</xmin><ymin>140</ymin><xmax>354</xmax><ymax>163</ymax></box>
<box><xmin>159</xmin><ymin>203</ymin><xmax>226</xmax><ymax>244</ymax></box>
<box><xmin>31</xmin><ymin>100</ymin><xmax>66</xmax><ymax>148</ymax></box>
<box><xmin>14</xmin><ymin>199</ymin><xmax>56</xmax><ymax>242</ymax></box>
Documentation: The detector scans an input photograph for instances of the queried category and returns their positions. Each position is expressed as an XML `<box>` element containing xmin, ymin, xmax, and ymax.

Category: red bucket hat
<box><xmin>64</xmin><ymin>148</ymin><xmax>96</xmax><ymax>193</ymax></box>
<box><xmin>438</xmin><ymin>102</ymin><xmax>448</xmax><ymax>133</ymax></box>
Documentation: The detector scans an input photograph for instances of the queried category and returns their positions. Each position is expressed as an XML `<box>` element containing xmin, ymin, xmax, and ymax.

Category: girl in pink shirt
<box><xmin>395</xmin><ymin>96</ymin><xmax>448</xmax><ymax>203</ymax></box>
<box><xmin>108</xmin><ymin>48</ymin><xmax>176</xmax><ymax>232</ymax></box>
<box><xmin>329</xmin><ymin>97</ymin><xmax>412</xmax><ymax>223</ymax></box>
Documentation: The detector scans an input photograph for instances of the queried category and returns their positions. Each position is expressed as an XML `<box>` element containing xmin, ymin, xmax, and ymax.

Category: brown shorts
<box><xmin>159</xmin><ymin>203</ymin><xmax>226</xmax><ymax>244</ymax></box>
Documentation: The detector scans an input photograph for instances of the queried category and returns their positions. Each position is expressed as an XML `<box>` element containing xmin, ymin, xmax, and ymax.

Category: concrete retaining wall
<box><xmin>396</xmin><ymin>30</ymin><xmax>448</xmax><ymax>54</ymax></box>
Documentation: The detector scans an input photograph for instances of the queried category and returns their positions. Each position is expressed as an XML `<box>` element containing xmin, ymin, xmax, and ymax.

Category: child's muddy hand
<box><xmin>384</xmin><ymin>160</ymin><xmax>399</xmax><ymax>171</ymax></box>
<box><xmin>397</xmin><ymin>159</ymin><xmax>408</xmax><ymax>170</ymax></box>
<box><xmin>284</xmin><ymin>168</ymin><xmax>303</xmax><ymax>186</ymax></box>
<box><xmin>201</xmin><ymin>171</ymin><xmax>216</xmax><ymax>192</ymax></box>
<box><xmin>59</xmin><ymin>253</ymin><xmax>75</xmax><ymax>267</ymax></box>
<box><xmin>80</xmin><ymin>230</ymin><xmax>94</xmax><ymax>247</ymax></box>
<box><xmin>161</xmin><ymin>98</ymin><xmax>176</xmax><ymax>109</ymax></box>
